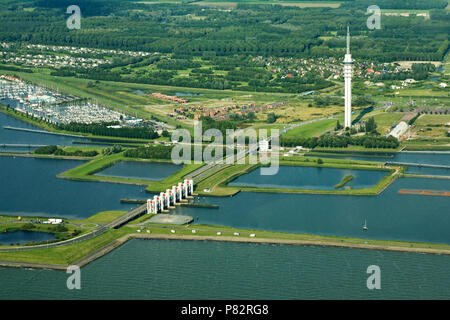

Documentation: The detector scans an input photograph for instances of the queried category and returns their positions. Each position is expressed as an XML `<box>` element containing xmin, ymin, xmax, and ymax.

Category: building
<box><xmin>343</xmin><ymin>25</ymin><xmax>353</xmax><ymax>128</ymax></box>
<box><xmin>389</xmin><ymin>121</ymin><xmax>409</xmax><ymax>139</ymax></box>
<box><xmin>259</xmin><ymin>139</ymin><xmax>270</xmax><ymax>152</ymax></box>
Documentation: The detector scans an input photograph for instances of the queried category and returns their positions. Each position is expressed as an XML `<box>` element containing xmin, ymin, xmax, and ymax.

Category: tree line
<box><xmin>281</xmin><ymin>134</ymin><xmax>399</xmax><ymax>149</ymax></box>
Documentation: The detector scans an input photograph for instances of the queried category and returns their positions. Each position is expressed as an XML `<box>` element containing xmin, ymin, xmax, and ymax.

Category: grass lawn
<box><xmin>283</xmin><ymin>119</ymin><xmax>336</xmax><ymax>138</ymax></box>
<box><xmin>361</xmin><ymin>111</ymin><xmax>405</xmax><ymax>135</ymax></box>
<box><xmin>412</xmin><ymin>114</ymin><xmax>450</xmax><ymax>138</ymax></box>
<box><xmin>58</xmin><ymin>151</ymin><xmax>204</xmax><ymax>191</ymax></box>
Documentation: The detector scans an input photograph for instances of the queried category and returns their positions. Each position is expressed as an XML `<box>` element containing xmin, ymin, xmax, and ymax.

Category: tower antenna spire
<box><xmin>346</xmin><ymin>25</ymin><xmax>350</xmax><ymax>54</ymax></box>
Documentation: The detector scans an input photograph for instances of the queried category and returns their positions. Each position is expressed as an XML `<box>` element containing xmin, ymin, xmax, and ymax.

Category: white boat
<box><xmin>363</xmin><ymin>219</ymin><xmax>368</xmax><ymax>231</ymax></box>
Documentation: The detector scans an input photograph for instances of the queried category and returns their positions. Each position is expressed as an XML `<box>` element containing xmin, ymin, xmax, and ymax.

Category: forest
<box><xmin>280</xmin><ymin>133</ymin><xmax>400</xmax><ymax>149</ymax></box>
<box><xmin>0</xmin><ymin>0</ymin><xmax>447</xmax><ymax>92</ymax></box>
<box><xmin>0</xmin><ymin>1</ymin><xmax>448</xmax><ymax>59</ymax></box>
<box><xmin>55</xmin><ymin>122</ymin><xmax>160</xmax><ymax>139</ymax></box>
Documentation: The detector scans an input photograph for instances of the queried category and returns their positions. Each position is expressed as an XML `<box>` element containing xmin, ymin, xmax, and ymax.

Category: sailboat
<box><xmin>363</xmin><ymin>219</ymin><xmax>368</xmax><ymax>231</ymax></box>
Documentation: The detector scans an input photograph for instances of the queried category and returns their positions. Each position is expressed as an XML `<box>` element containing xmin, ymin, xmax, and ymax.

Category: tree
<box><xmin>267</xmin><ymin>112</ymin><xmax>277</xmax><ymax>124</ymax></box>
<box><xmin>247</xmin><ymin>112</ymin><xmax>256</xmax><ymax>122</ymax></box>
<box><xmin>335</xmin><ymin>120</ymin><xmax>342</xmax><ymax>131</ymax></box>
<box><xmin>22</xmin><ymin>223</ymin><xmax>34</xmax><ymax>231</ymax></box>
<box><xmin>162</xmin><ymin>130</ymin><xmax>170</xmax><ymax>138</ymax></box>
<box><xmin>365</xmin><ymin>117</ymin><xmax>378</xmax><ymax>133</ymax></box>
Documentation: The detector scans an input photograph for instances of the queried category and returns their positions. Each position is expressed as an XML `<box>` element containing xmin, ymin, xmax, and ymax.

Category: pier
<box><xmin>398</xmin><ymin>189</ymin><xmax>450</xmax><ymax>197</ymax></box>
<box><xmin>3</xmin><ymin>126</ymin><xmax>83</xmax><ymax>138</ymax></box>
<box><xmin>0</xmin><ymin>144</ymin><xmax>46</xmax><ymax>148</ymax></box>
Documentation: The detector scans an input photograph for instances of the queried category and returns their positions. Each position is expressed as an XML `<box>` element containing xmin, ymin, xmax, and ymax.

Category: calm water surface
<box><xmin>95</xmin><ymin>161</ymin><xmax>182</xmax><ymax>181</ymax></box>
<box><xmin>229</xmin><ymin>165</ymin><xmax>387</xmax><ymax>190</ymax></box>
<box><xmin>0</xmin><ymin>230</ymin><xmax>55</xmax><ymax>245</ymax></box>
<box><xmin>0</xmin><ymin>156</ymin><xmax>147</xmax><ymax>219</ymax></box>
<box><xmin>1</xmin><ymin>113</ymin><xmax>449</xmax><ymax>299</ymax></box>
<box><xmin>0</xmin><ymin>239</ymin><xmax>448</xmax><ymax>299</ymax></box>
<box><xmin>0</xmin><ymin>112</ymin><xmax>88</xmax><ymax>150</ymax></box>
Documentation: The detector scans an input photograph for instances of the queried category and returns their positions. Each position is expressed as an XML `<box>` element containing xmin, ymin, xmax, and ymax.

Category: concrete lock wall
<box><xmin>147</xmin><ymin>200</ymin><xmax>158</xmax><ymax>214</ymax></box>
<box><xmin>177</xmin><ymin>183</ymin><xmax>183</xmax><ymax>200</ymax></box>
<box><xmin>178</xmin><ymin>183</ymin><xmax>186</xmax><ymax>198</ymax></box>
<box><xmin>183</xmin><ymin>180</ymin><xmax>189</xmax><ymax>196</ymax></box>
<box><xmin>153</xmin><ymin>195</ymin><xmax>161</xmax><ymax>213</ymax></box>
<box><xmin>172</xmin><ymin>186</ymin><xmax>178</xmax><ymax>203</ymax></box>
<box><xmin>166</xmin><ymin>189</ymin><xmax>174</xmax><ymax>206</ymax></box>
<box><xmin>184</xmin><ymin>179</ymin><xmax>194</xmax><ymax>195</ymax></box>
<box><xmin>148</xmin><ymin>179</ymin><xmax>195</xmax><ymax>214</ymax></box>
<box><xmin>160</xmin><ymin>192</ymin><xmax>169</xmax><ymax>210</ymax></box>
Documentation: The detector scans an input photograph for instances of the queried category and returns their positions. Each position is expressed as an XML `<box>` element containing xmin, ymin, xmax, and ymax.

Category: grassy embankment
<box><xmin>1</xmin><ymin>219</ymin><xmax>450</xmax><ymax>267</ymax></box>
<box><xmin>312</xmin><ymin>145</ymin><xmax>403</xmax><ymax>153</ymax></box>
<box><xmin>282</xmin><ymin>118</ymin><xmax>337</xmax><ymax>138</ymax></box>
<box><xmin>0</xmin><ymin>210</ymin><xmax>129</xmax><ymax>249</ymax></box>
<box><xmin>57</xmin><ymin>151</ymin><xmax>204</xmax><ymax>191</ymax></box>
<box><xmin>194</xmin><ymin>155</ymin><xmax>401</xmax><ymax>196</ymax></box>
<box><xmin>334</xmin><ymin>174</ymin><xmax>354</xmax><ymax>189</ymax></box>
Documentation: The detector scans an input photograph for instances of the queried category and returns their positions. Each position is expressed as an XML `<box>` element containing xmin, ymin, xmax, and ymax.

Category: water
<box><xmin>314</xmin><ymin>152</ymin><xmax>450</xmax><ymax>167</ymax></box>
<box><xmin>0</xmin><ymin>112</ymin><xmax>449</xmax><ymax>299</ymax></box>
<box><xmin>229</xmin><ymin>166</ymin><xmax>387</xmax><ymax>190</ymax></box>
<box><xmin>181</xmin><ymin>177</ymin><xmax>450</xmax><ymax>245</ymax></box>
<box><xmin>0</xmin><ymin>156</ymin><xmax>147</xmax><ymax>219</ymax></box>
<box><xmin>405</xmin><ymin>166</ymin><xmax>450</xmax><ymax>176</ymax></box>
<box><xmin>95</xmin><ymin>161</ymin><xmax>182</xmax><ymax>181</ymax></box>
<box><xmin>0</xmin><ymin>239</ymin><xmax>448</xmax><ymax>299</ymax></box>
<box><xmin>0</xmin><ymin>112</ymin><xmax>89</xmax><ymax>150</ymax></box>
<box><xmin>0</xmin><ymin>155</ymin><xmax>449</xmax><ymax>244</ymax></box>
<box><xmin>0</xmin><ymin>230</ymin><xmax>55</xmax><ymax>245</ymax></box>
<box><xmin>133</xmin><ymin>90</ymin><xmax>145</xmax><ymax>96</ymax></box>
<box><xmin>175</xmin><ymin>92</ymin><xmax>204</xmax><ymax>97</ymax></box>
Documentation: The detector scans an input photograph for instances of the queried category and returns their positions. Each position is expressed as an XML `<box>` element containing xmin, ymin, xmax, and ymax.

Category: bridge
<box><xmin>0</xmin><ymin>204</ymin><xmax>148</xmax><ymax>252</ymax></box>
<box><xmin>385</xmin><ymin>162</ymin><xmax>450</xmax><ymax>169</ymax></box>
<box><xmin>106</xmin><ymin>203</ymin><xmax>147</xmax><ymax>229</ymax></box>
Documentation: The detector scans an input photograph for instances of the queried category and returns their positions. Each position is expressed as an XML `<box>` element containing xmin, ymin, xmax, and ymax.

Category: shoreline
<box><xmin>1</xmin><ymin>233</ymin><xmax>449</xmax><ymax>271</ymax></box>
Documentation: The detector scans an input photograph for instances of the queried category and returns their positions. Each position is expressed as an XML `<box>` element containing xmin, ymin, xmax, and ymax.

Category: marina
<box><xmin>0</xmin><ymin>76</ymin><xmax>138</xmax><ymax>125</ymax></box>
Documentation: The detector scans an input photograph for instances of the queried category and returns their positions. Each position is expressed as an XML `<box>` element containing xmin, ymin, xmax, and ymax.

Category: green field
<box><xmin>283</xmin><ymin>119</ymin><xmax>336</xmax><ymax>138</ymax></box>
<box><xmin>57</xmin><ymin>152</ymin><xmax>204</xmax><ymax>192</ymax></box>
<box><xmin>194</xmin><ymin>155</ymin><xmax>400</xmax><ymax>196</ymax></box>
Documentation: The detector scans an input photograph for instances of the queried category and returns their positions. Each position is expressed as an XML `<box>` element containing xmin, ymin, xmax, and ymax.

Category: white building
<box><xmin>259</xmin><ymin>139</ymin><xmax>270</xmax><ymax>152</ymax></box>
<box><xmin>343</xmin><ymin>26</ymin><xmax>353</xmax><ymax>128</ymax></box>
<box><xmin>389</xmin><ymin>121</ymin><xmax>409</xmax><ymax>139</ymax></box>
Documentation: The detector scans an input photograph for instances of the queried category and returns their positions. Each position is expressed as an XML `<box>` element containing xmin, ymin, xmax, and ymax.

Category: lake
<box><xmin>0</xmin><ymin>230</ymin><xmax>55</xmax><ymax>245</ymax></box>
<box><xmin>228</xmin><ymin>165</ymin><xmax>387</xmax><ymax>190</ymax></box>
<box><xmin>0</xmin><ymin>111</ymin><xmax>89</xmax><ymax>152</ymax></box>
<box><xmin>0</xmin><ymin>156</ymin><xmax>147</xmax><ymax>219</ymax></box>
<box><xmin>95</xmin><ymin>160</ymin><xmax>182</xmax><ymax>181</ymax></box>
<box><xmin>0</xmin><ymin>112</ymin><xmax>449</xmax><ymax>300</ymax></box>
<box><xmin>0</xmin><ymin>239</ymin><xmax>448</xmax><ymax>299</ymax></box>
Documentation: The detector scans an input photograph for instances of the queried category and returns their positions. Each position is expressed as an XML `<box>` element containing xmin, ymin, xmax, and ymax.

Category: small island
<box><xmin>334</xmin><ymin>175</ymin><xmax>354</xmax><ymax>189</ymax></box>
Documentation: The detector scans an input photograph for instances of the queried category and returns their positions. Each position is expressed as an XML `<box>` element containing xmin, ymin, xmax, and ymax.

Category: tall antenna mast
<box><xmin>346</xmin><ymin>24</ymin><xmax>350</xmax><ymax>55</ymax></box>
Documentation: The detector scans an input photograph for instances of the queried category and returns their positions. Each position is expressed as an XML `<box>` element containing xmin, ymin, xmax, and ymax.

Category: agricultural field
<box><xmin>360</xmin><ymin>111</ymin><xmax>405</xmax><ymax>135</ymax></box>
<box><xmin>283</xmin><ymin>119</ymin><xmax>337</xmax><ymax>138</ymax></box>
<box><xmin>412</xmin><ymin>114</ymin><xmax>450</xmax><ymax>138</ymax></box>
